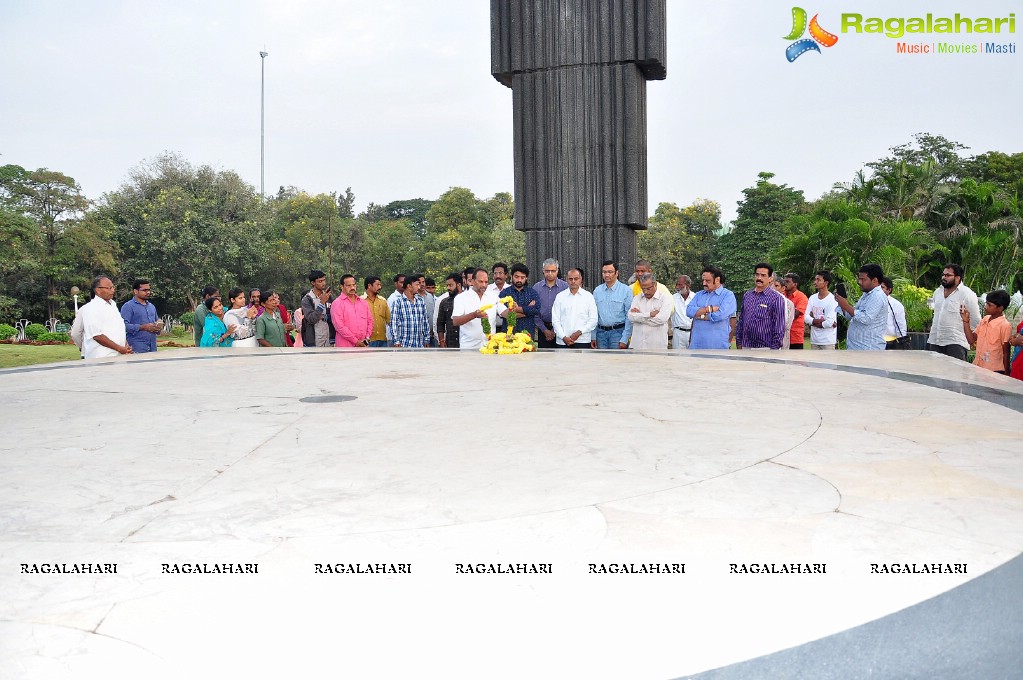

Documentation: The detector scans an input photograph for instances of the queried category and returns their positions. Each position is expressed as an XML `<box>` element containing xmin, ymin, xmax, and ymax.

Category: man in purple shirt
<box><xmin>736</xmin><ymin>263</ymin><xmax>786</xmax><ymax>350</ymax></box>
<box><xmin>532</xmin><ymin>257</ymin><xmax>568</xmax><ymax>349</ymax></box>
<box><xmin>120</xmin><ymin>278</ymin><xmax>160</xmax><ymax>353</ymax></box>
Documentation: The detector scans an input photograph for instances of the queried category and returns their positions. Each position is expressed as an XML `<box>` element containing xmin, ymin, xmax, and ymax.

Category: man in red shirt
<box><xmin>784</xmin><ymin>273</ymin><xmax>809</xmax><ymax>350</ymax></box>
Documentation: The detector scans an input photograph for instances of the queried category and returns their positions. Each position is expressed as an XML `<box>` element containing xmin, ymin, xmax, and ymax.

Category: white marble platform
<box><xmin>1</xmin><ymin>348</ymin><xmax>1022</xmax><ymax>679</ymax></box>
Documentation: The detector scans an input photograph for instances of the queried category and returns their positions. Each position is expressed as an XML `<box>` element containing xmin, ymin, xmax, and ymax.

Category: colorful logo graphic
<box><xmin>784</xmin><ymin>7</ymin><xmax>839</xmax><ymax>61</ymax></box>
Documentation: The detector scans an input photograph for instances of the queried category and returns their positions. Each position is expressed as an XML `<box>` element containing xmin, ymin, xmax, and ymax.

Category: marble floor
<box><xmin>1</xmin><ymin>348</ymin><xmax>1022</xmax><ymax>679</ymax></box>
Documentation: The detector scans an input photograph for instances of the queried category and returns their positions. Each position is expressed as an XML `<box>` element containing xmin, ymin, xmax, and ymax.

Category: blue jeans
<box><xmin>594</xmin><ymin>327</ymin><xmax>625</xmax><ymax>349</ymax></box>
<box><xmin>368</xmin><ymin>340</ymin><xmax>389</xmax><ymax>348</ymax></box>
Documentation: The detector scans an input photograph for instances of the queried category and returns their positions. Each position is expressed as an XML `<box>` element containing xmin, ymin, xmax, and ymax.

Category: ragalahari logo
<box><xmin>784</xmin><ymin>7</ymin><xmax>839</xmax><ymax>61</ymax></box>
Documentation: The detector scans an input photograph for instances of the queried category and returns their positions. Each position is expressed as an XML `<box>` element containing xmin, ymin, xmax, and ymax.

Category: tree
<box><xmin>0</xmin><ymin>164</ymin><xmax>103</xmax><ymax>320</ymax></box>
<box><xmin>259</xmin><ymin>191</ymin><xmax>364</xmax><ymax>303</ymax></box>
<box><xmin>773</xmin><ymin>199</ymin><xmax>939</xmax><ymax>287</ymax></box>
<box><xmin>714</xmin><ymin>172</ymin><xmax>804</xmax><ymax>286</ymax></box>
<box><xmin>419</xmin><ymin>188</ymin><xmax>520</xmax><ymax>282</ymax></box>
<box><xmin>98</xmin><ymin>153</ymin><xmax>268</xmax><ymax>314</ymax></box>
<box><xmin>638</xmin><ymin>199</ymin><xmax>721</xmax><ymax>280</ymax></box>
<box><xmin>863</xmin><ymin>133</ymin><xmax>967</xmax><ymax>224</ymax></box>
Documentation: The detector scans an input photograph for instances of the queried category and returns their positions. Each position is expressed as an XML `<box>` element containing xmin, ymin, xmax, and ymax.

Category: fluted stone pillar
<box><xmin>491</xmin><ymin>0</ymin><xmax>666</xmax><ymax>288</ymax></box>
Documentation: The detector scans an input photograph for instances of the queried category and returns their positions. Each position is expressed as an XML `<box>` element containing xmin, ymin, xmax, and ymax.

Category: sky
<box><xmin>1</xmin><ymin>0</ymin><xmax>1020</xmax><ymax>224</ymax></box>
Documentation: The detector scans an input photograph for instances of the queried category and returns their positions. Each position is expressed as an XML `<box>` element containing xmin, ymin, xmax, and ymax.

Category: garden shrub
<box><xmin>24</xmin><ymin>323</ymin><xmax>47</xmax><ymax>340</ymax></box>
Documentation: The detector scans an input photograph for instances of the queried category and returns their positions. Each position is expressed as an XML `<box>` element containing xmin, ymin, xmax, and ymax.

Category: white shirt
<box><xmin>928</xmin><ymin>284</ymin><xmax>980</xmax><ymax>349</ymax></box>
<box><xmin>671</xmin><ymin>290</ymin><xmax>695</xmax><ymax>331</ymax></box>
<box><xmin>552</xmin><ymin>287</ymin><xmax>598</xmax><ymax>345</ymax></box>
<box><xmin>776</xmin><ymin>290</ymin><xmax>795</xmax><ymax>350</ymax></box>
<box><xmin>452</xmin><ymin>288</ymin><xmax>498</xmax><ymax>350</ymax></box>
<box><xmin>884</xmin><ymin>295</ymin><xmax>908</xmax><ymax>339</ymax></box>
<box><xmin>433</xmin><ymin>291</ymin><xmax>449</xmax><ymax>332</ymax></box>
<box><xmin>803</xmin><ymin>291</ymin><xmax>839</xmax><ymax>345</ymax></box>
<box><xmin>80</xmin><ymin>295</ymin><xmax>126</xmax><ymax>359</ymax></box>
<box><xmin>627</xmin><ymin>290</ymin><xmax>670</xmax><ymax>349</ymax></box>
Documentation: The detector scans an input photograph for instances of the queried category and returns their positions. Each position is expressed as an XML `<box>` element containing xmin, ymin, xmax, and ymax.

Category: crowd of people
<box><xmin>71</xmin><ymin>258</ymin><xmax>1023</xmax><ymax>381</ymax></box>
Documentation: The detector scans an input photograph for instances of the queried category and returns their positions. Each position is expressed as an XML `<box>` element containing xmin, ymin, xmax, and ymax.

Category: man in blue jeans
<box><xmin>591</xmin><ymin>260</ymin><xmax>632</xmax><ymax>349</ymax></box>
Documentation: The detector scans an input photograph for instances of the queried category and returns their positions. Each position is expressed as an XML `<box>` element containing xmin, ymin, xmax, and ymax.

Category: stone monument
<box><xmin>491</xmin><ymin>0</ymin><xmax>666</xmax><ymax>286</ymax></box>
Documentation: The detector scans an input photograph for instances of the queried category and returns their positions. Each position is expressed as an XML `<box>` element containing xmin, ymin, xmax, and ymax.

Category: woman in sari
<box><xmin>199</xmin><ymin>297</ymin><xmax>238</xmax><ymax>348</ymax></box>
<box><xmin>223</xmin><ymin>288</ymin><xmax>258</xmax><ymax>348</ymax></box>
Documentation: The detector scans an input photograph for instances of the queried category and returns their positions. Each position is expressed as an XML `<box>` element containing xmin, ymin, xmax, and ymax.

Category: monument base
<box><xmin>526</xmin><ymin>224</ymin><xmax>638</xmax><ymax>287</ymax></box>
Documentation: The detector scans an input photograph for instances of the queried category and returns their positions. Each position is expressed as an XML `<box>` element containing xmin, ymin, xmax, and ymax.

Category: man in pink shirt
<box><xmin>330</xmin><ymin>274</ymin><xmax>373</xmax><ymax>347</ymax></box>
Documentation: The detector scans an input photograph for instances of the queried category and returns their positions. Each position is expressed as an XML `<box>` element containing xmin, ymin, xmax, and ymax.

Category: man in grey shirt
<box><xmin>300</xmin><ymin>269</ymin><xmax>333</xmax><ymax>347</ymax></box>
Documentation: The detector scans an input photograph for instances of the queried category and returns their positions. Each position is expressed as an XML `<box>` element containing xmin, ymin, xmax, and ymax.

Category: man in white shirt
<box><xmin>385</xmin><ymin>274</ymin><xmax>405</xmax><ymax>346</ymax></box>
<box><xmin>881</xmin><ymin>277</ymin><xmax>908</xmax><ymax>346</ymax></box>
<box><xmin>803</xmin><ymin>270</ymin><xmax>839</xmax><ymax>350</ymax></box>
<box><xmin>552</xmin><ymin>268</ymin><xmax>598</xmax><ymax>348</ymax></box>
<box><xmin>671</xmin><ymin>275</ymin><xmax>696</xmax><ymax>350</ymax></box>
<box><xmin>628</xmin><ymin>274</ymin><xmax>671</xmax><ymax>349</ymax></box>
<box><xmin>80</xmin><ymin>276</ymin><xmax>132</xmax><ymax>359</ymax></box>
<box><xmin>451</xmin><ymin>268</ymin><xmax>499</xmax><ymax>350</ymax></box>
<box><xmin>927</xmin><ymin>263</ymin><xmax>980</xmax><ymax>362</ymax></box>
<box><xmin>486</xmin><ymin>262</ymin><xmax>511</xmax><ymax>333</ymax></box>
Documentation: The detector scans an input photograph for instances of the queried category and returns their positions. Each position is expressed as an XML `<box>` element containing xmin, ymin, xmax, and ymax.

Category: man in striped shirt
<box><xmin>736</xmin><ymin>263</ymin><xmax>786</xmax><ymax>350</ymax></box>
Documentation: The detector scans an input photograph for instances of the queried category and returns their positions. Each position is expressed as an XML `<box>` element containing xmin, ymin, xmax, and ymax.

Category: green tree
<box><xmin>772</xmin><ymin>199</ymin><xmax>939</xmax><ymax>287</ymax></box>
<box><xmin>419</xmin><ymin>188</ymin><xmax>520</xmax><ymax>281</ymax></box>
<box><xmin>714</xmin><ymin>172</ymin><xmax>804</xmax><ymax>286</ymax></box>
<box><xmin>260</xmin><ymin>191</ymin><xmax>363</xmax><ymax>302</ymax></box>
<box><xmin>98</xmin><ymin>153</ymin><xmax>268</xmax><ymax>314</ymax></box>
<box><xmin>0</xmin><ymin>164</ymin><xmax>105</xmax><ymax>320</ymax></box>
<box><xmin>638</xmin><ymin>199</ymin><xmax>721</xmax><ymax>280</ymax></box>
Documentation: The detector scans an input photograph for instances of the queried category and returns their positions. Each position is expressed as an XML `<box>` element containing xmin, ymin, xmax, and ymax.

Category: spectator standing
<box><xmin>927</xmin><ymin>264</ymin><xmax>981</xmax><ymax>362</ymax></box>
<box><xmin>552</xmin><ymin>268</ymin><xmax>598</xmax><ymax>348</ymax></box>
<box><xmin>488</xmin><ymin>263</ymin><xmax>511</xmax><ymax>333</ymax></box>
<box><xmin>735</xmin><ymin>263</ymin><xmax>786</xmax><ymax>350</ymax></box>
<box><xmin>255</xmin><ymin>291</ymin><xmax>288</xmax><ymax>347</ymax></box>
<box><xmin>361</xmin><ymin>276</ymin><xmax>390</xmax><ymax>347</ymax></box>
<box><xmin>963</xmin><ymin>290</ymin><xmax>1013</xmax><ymax>374</ymax></box>
<box><xmin>199</xmin><ymin>297</ymin><xmax>237</xmax><ymax>348</ymax></box>
<box><xmin>533</xmin><ymin>258</ymin><xmax>568</xmax><ymax>348</ymax></box>
<box><xmin>121</xmin><ymin>279</ymin><xmax>160</xmax><ymax>353</ymax></box>
<box><xmin>81</xmin><ymin>275</ymin><xmax>132</xmax><ymax>359</ymax></box>
<box><xmin>193</xmin><ymin>285</ymin><xmax>219</xmax><ymax>345</ymax></box>
<box><xmin>224</xmin><ymin>288</ymin><xmax>258</xmax><ymax>347</ymax></box>
<box><xmin>784</xmin><ymin>273</ymin><xmax>809</xmax><ymax>349</ymax></box>
<box><xmin>836</xmin><ymin>263</ymin><xmax>888</xmax><ymax>350</ymax></box>
<box><xmin>880</xmin><ymin>277</ymin><xmax>909</xmax><ymax>350</ymax></box>
<box><xmin>499</xmin><ymin>263</ymin><xmax>541</xmax><ymax>338</ymax></box>
<box><xmin>772</xmin><ymin>278</ymin><xmax>796</xmax><ymax>350</ymax></box>
<box><xmin>591</xmin><ymin>260</ymin><xmax>632</xmax><ymax>349</ymax></box>
<box><xmin>671</xmin><ymin>275</ymin><xmax>696</xmax><ymax>350</ymax></box>
<box><xmin>627</xmin><ymin>273</ymin><xmax>670</xmax><ymax>349</ymax></box>
<box><xmin>331</xmin><ymin>274</ymin><xmax>373</xmax><ymax>347</ymax></box>
<box><xmin>804</xmin><ymin>271</ymin><xmax>839</xmax><ymax>350</ymax></box>
<box><xmin>424</xmin><ymin>277</ymin><xmax>439</xmax><ymax>346</ymax></box>
<box><xmin>437</xmin><ymin>272</ymin><xmax>463</xmax><ymax>348</ymax></box>
<box><xmin>300</xmin><ymin>269</ymin><xmax>333</xmax><ymax>348</ymax></box>
<box><xmin>391</xmin><ymin>275</ymin><xmax>431</xmax><ymax>348</ymax></box>
<box><xmin>687</xmin><ymin>266</ymin><xmax>737</xmax><ymax>350</ymax></box>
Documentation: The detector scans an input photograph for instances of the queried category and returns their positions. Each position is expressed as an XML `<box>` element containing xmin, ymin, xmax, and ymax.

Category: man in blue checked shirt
<box><xmin>836</xmin><ymin>263</ymin><xmax>887</xmax><ymax>350</ymax></box>
<box><xmin>391</xmin><ymin>275</ymin><xmax>431</xmax><ymax>348</ymax></box>
<box><xmin>591</xmin><ymin>260</ymin><xmax>633</xmax><ymax>349</ymax></box>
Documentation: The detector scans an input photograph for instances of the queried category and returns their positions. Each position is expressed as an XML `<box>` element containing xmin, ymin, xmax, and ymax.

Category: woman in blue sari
<box><xmin>199</xmin><ymin>297</ymin><xmax>237</xmax><ymax>348</ymax></box>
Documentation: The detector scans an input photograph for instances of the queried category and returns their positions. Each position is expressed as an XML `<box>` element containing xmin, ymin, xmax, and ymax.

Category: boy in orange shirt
<box><xmin>962</xmin><ymin>290</ymin><xmax>1012</xmax><ymax>373</ymax></box>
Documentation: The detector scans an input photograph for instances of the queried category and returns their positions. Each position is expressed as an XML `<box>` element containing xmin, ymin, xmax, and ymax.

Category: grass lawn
<box><xmin>0</xmin><ymin>337</ymin><xmax>194</xmax><ymax>369</ymax></box>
